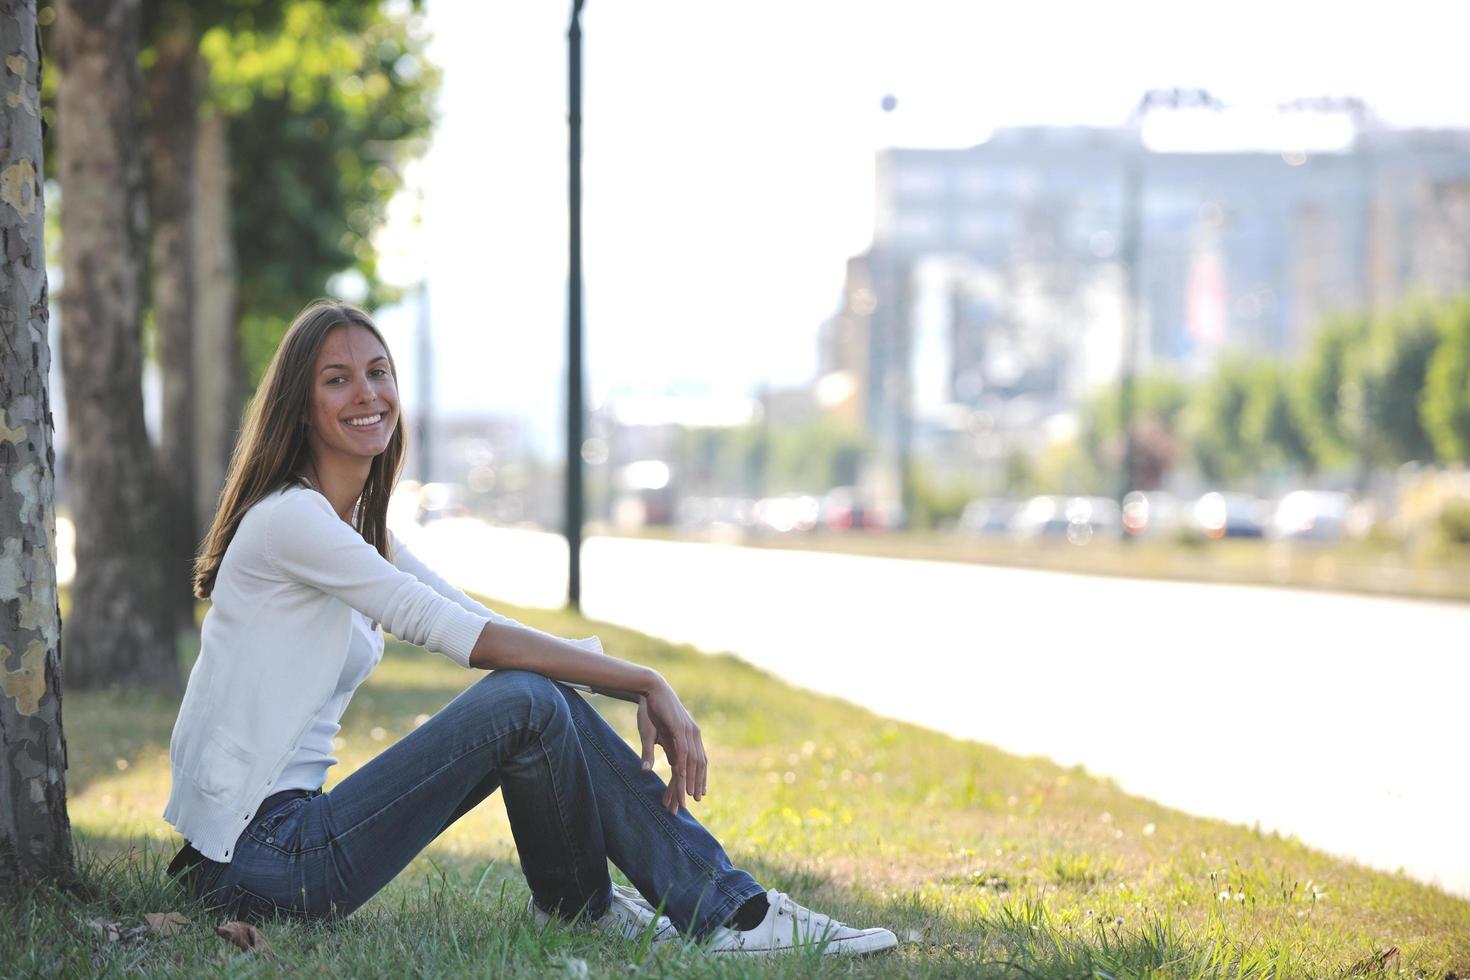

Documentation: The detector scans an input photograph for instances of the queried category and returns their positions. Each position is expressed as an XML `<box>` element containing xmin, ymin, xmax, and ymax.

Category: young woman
<box><xmin>164</xmin><ymin>300</ymin><xmax>897</xmax><ymax>957</ymax></box>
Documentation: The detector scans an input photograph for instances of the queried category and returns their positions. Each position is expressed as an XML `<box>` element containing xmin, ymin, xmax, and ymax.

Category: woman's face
<box><xmin>304</xmin><ymin>324</ymin><xmax>400</xmax><ymax>469</ymax></box>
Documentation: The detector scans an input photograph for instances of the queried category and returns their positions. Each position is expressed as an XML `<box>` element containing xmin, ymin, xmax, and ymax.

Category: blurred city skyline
<box><xmin>362</xmin><ymin>0</ymin><xmax>1470</xmax><ymax>459</ymax></box>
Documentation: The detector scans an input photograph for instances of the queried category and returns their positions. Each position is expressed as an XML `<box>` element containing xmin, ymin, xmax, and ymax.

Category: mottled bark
<box><xmin>0</xmin><ymin>0</ymin><xmax>75</xmax><ymax>889</ymax></box>
<box><xmin>55</xmin><ymin>0</ymin><xmax>177</xmax><ymax>692</ymax></box>
<box><xmin>192</xmin><ymin>102</ymin><xmax>243</xmax><ymax>529</ymax></box>
<box><xmin>145</xmin><ymin>7</ymin><xmax>200</xmax><ymax>626</ymax></box>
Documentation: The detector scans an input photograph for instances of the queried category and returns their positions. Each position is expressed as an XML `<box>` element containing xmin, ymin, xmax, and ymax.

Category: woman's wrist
<box><xmin>634</xmin><ymin>667</ymin><xmax>665</xmax><ymax>698</ymax></box>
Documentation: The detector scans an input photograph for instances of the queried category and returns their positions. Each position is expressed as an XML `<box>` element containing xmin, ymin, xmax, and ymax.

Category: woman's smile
<box><xmin>343</xmin><ymin>412</ymin><xmax>384</xmax><ymax>430</ymax></box>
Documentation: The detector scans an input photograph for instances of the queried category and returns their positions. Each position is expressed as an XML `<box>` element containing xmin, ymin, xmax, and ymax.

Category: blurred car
<box><xmin>1121</xmin><ymin>491</ymin><xmax>1185</xmax><ymax>538</ymax></box>
<box><xmin>676</xmin><ymin>496</ymin><xmax>755</xmax><ymax>530</ymax></box>
<box><xmin>1011</xmin><ymin>495</ymin><xmax>1121</xmax><ymax>545</ymax></box>
<box><xmin>819</xmin><ymin>486</ymin><xmax>894</xmax><ymax>531</ymax></box>
<box><xmin>1270</xmin><ymin>490</ymin><xmax>1352</xmax><ymax>542</ymax></box>
<box><xmin>1192</xmin><ymin>492</ymin><xmax>1268</xmax><ymax>539</ymax></box>
<box><xmin>752</xmin><ymin>494</ymin><xmax>820</xmax><ymax>534</ymax></box>
<box><xmin>959</xmin><ymin>498</ymin><xmax>1019</xmax><ymax>536</ymax></box>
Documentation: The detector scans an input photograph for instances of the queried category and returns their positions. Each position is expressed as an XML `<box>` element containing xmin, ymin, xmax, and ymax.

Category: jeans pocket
<box><xmin>247</xmin><ymin>797</ymin><xmax>309</xmax><ymax>850</ymax></box>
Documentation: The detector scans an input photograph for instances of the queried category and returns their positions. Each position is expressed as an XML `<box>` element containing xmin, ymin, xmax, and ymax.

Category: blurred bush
<box><xmin>1435</xmin><ymin>498</ymin><xmax>1470</xmax><ymax>548</ymax></box>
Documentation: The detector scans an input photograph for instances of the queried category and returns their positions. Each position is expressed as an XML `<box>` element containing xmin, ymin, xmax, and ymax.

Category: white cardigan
<box><xmin>162</xmin><ymin>485</ymin><xmax>602</xmax><ymax>862</ymax></box>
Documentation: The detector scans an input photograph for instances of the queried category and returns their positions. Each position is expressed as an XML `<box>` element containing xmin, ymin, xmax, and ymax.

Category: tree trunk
<box><xmin>145</xmin><ymin>7</ymin><xmax>200</xmax><ymax>627</ymax></box>
<box><xmin>0</xmin><ymin>0</ymin><xmax>75</xmax><ymax>889</ymax></box>
<box><xmin>192</xmin><ymin>100</ymin><xmax>243</xmax><ymax>530</ymax></box>
<box><xmin>55</xmin><ymin>0</ymin><xmax>177</xmax><ymax>692</ymax></box>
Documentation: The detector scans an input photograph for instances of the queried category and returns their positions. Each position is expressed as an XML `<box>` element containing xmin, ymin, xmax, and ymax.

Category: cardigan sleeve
<box><xmin>263</xmin><ymin>491</ymin><xmax>487</xmax><ymax>667</ymax></box>
<box><xmin>389</xmin><ymin>530</ymin><xmax>605</xmax><ymax>658</ymax></box>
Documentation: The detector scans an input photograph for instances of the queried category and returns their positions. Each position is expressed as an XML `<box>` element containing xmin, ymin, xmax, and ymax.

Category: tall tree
<box><xmin>190</xmin><ymin>96</ymin><xmax>242</xmax><ymax>527</ymax></box>
<box><xmin>1242</xmin><ymin>361</ymin><xmax>1315</xmax><ymax>475</ymax></box>
<box><xmin>1186</xmin><ymin>356</ymin><xmax>1258</xmax><ymax>484</ymax></box>
<box><xmin>1422</xmin><ymin>297</ymin><xmax>1470</xmax><ymax>463</ymax></box>
<box><xmin>55</xmin><ymin>0</ymin><xmax>177</xmax><ymax>692</ymax></box>
<box><xmin>1293</xmin><ymin>313</ymin><xmax>1372</xmax><ymax>473</ymax></box>
<box><xmin>144</xmin><ymin>0</ymin><xmax>201</xmax><ymax>628</ymax></box>
<box><xmin>1361</xmin><ymin>300</ymin><xmax>1440</xmax><ymax>467</ymax></box>
<box><xmin>1</xmin><ymin>0</ymin><xmax>74</xmax><ymax>887</ymax></box>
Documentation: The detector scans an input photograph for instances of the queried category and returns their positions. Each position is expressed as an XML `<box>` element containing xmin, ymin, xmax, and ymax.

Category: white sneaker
<box><xmin>529</xmin><ymin>883</ymin><xmax>678</xmax><ymax>944</ymax></box>
<box><xmin>704</xmin><ymin>889</ymin><xmax>898</xmax><ymax>956</ymax></box>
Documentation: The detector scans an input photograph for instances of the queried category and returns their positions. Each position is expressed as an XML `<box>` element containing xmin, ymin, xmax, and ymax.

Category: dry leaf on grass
<box><xmin>216</xmin><ymin>920</ymin><xmax>273</xmax><ymax>956</ymax></box>
<box><xmin>144</xmin><ymin>912</ymin><xmax>190</xmax><ymax>937</ymax></box>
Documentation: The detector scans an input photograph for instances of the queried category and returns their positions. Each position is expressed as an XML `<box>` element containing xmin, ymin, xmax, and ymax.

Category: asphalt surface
<box><xmin>397</xmin><ymin>517</ymin><xmax>1470</xmax><ymax>898</ymax></box>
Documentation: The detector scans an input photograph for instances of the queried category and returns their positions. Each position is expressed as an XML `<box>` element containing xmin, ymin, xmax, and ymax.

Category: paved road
<box><xmin>398</xmin><ymin>517</ymin><xmax>1470</xmax><ymax>897</ymax></box>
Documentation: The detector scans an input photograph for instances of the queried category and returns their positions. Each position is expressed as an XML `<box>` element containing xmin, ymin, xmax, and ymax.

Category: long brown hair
<box><xmin>193</xmin><ymin>300</ymin><xmax>406</xmax><ymax>599</ymax></box>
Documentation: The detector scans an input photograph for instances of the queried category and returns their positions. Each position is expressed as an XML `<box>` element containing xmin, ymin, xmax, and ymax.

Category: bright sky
<box><xmin>372</xmin><ymin>0</ymin><xmax>1467</xmax><ymax>458</ymax></box>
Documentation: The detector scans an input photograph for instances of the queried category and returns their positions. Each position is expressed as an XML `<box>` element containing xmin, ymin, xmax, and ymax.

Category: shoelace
<box><xmin>769</xmin><ymin>891</ymin><xmax>837</xmax><ymax>938</ymax></box>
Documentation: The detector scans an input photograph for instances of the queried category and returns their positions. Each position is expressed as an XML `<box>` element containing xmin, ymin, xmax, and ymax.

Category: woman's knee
<box><xmin>472</xmin><ymin>669</ymin><xmax>568</xmax><ymax>728</ymax></box>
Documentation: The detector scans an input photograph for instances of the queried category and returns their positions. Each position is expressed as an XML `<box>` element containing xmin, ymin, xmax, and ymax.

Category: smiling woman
<box><xmin>166</xmin><ymin>299</ymin><xmax>897</xmax><ymax>956</ymax></box>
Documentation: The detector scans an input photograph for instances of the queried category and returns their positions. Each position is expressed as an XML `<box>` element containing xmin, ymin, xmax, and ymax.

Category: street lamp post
<box><xmin>565</xmin><ymin>0</ymin><xmax>586</xmax><ymax>609</ymax></box>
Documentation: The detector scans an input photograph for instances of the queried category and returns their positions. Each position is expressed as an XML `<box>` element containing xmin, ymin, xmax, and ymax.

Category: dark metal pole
<box><xmin>566</xmin><ymin>0</ymin><xmax>585</xmax><ymax>609</ymax></box>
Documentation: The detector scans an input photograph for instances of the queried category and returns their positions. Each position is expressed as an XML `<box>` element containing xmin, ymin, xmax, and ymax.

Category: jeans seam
<box><xmin>533</xmin><ymin>728</ymin><xmax>604</xmax><ymax>914</ymax></box>
<box><xmin>567</xmin><ymin>699</ymin><xmax>746</xmax><ymax>920</ymax></box>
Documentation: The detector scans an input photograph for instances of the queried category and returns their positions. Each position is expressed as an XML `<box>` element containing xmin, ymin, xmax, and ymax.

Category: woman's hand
<box><xmin>637</xmin><ymin>678</ymin><xmax>707</xmax><ymax>815</ymax></box>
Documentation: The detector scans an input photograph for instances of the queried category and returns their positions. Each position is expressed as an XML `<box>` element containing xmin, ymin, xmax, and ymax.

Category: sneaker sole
<box><xmin>709</xmin><ymin>930</ymin><xmax>899</xmax><ymax>957</ymax></box>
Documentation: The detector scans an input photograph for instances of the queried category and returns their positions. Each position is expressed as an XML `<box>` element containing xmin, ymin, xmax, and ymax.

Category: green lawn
<box><xmin>7</xmin><ymin>602</ymin><xmax>1468</xmax><ymax>977</ymax></box>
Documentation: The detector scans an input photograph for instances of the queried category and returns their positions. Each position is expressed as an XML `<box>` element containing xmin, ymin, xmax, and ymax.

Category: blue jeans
<box><xmin>188</xmin><ymin>670</ymin><xmax>764</xmax><ymax>938</ymax></box>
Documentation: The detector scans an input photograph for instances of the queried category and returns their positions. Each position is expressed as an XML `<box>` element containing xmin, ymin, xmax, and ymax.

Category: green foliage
<box><xmin>766</xmin><ymin>418</ymin><xmax>869</xmax><ymax>494</ymax></box>
<box><xmin>675</xmin><ymin>418</ymin><xmax>870</xmax><ymax>498</ymax></box>
<box><xmin>200</xmin><ymin>0</ymin><xmax>437</xmax><ymax>383</ymax></box>
<box><xmin>1000</xmin><ymin>446</ymin><xmax>1036</xmax><ymax>496</ymax></box>
<box><xmin>1422</xmin><ymin>297</ymin><xmax>1470</xmax><ymax>462</ymax></box>
<box><xmin>1241</xmin><ymin>361</ymin><xmax>1314</xmax><ymax>475</ymax></box>
<box><xmin>1435</xmin><ymin>498</ymin><xmax>1470</xmax><ymax>548</ymax></box>
<box><xmin>1186</xmin><ymin>356</ymin><xmax>1262</xmax><ymax>484</ymax></box>
<box><xmin>907</xmin><ymin>467</ymin><xmax>978</xmax><ymax>529</ymax></box>
<box><xmin>1293</xmin><ymin>313</ymin><xmax>1371</xmax><ymax>470</ymax></box>
<box><xmin>1361</xmin><ymin>300</ymin><xmax>1440</xmax><ymax>465</ymax></box>
<box><xmin>1080</xmin><ymin>373</ymin><xmax>1188</xmax><ymax>490</ymax></box>
<box><xmin>1032</xmin><ymin>436</ymin><xmax>1105</xmax><ymax>496</ymax></box>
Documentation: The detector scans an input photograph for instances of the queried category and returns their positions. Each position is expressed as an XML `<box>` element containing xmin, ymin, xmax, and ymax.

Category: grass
<box><xmin>612</xmin><ymin>526</ymin><xmax>1470</xmax><ymax>605</ymax></box>
<box><xmin>6</xmin><ymin>601</ymin><xmax>1469</xmax><ymax>977</ymax></box>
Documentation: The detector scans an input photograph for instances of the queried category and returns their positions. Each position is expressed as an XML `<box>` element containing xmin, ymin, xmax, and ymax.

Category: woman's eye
<box><xmin>370</xmin><ymin>368</ymin><xmax>389</xmax><ymax>378</ymax></box>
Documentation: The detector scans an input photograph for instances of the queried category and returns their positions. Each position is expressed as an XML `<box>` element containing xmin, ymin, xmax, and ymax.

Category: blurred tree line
<box><xmin>1050</xmin><ymin>295</ymin><xmax>1470</xmax><ymax>496</ymax></box>
<box><xmin>40</xmin><ymin>0</ymin><xmax>435</xmax><ymax>691</ymax></box>
<box><xmin>677</xmin><ymin>419</ymin><xmax>870</xmax><ymax>499</ymax></box>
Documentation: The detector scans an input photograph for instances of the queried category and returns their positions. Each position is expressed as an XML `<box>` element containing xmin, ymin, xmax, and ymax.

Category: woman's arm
<box><xmin>471</xmin><ymin>622</ymin><xmax>707</xmax><ymax>815</ymax></box>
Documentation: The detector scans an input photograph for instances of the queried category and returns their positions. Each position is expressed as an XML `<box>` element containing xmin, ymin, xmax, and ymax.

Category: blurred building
<box><xmin>829</xmin><ymin>122</ymin><xmax>1470</xmax><ymax>462</ymax></box>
